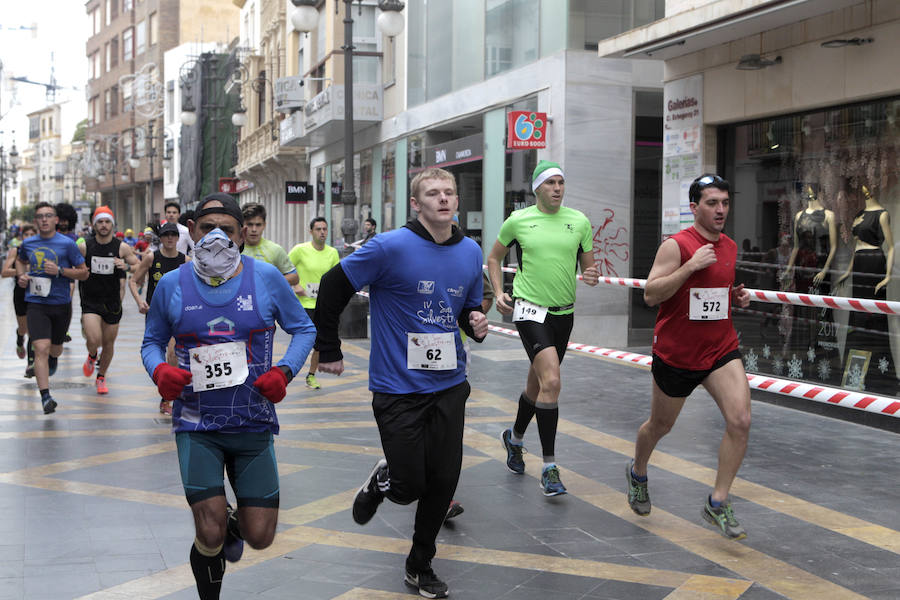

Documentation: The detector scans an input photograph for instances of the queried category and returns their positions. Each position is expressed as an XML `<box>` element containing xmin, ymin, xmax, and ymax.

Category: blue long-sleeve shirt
<box><xmin>141</xmin><ymin>259</ymin><xmax>315</xmax><ymax>380</ymax></box>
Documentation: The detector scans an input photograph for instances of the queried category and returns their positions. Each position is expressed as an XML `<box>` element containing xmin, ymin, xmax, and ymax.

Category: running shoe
<box><xmin>404</xmin><ymin>566</ymin><xmax>449</xmax><ymax>599</ymax></box>
<box><xmin>48</xmin><ymin>356</ymin><xmax>58</xmax><ymax>377</ymax></box>
<box><xmin>352</xmin><ymin>458</ymin><xmax>388</xmax><ymax>525</ymax></box>
<box><xmin>159</xmin><ymin>399</ymin><xmax>172</xmax><ymax>415</ymax></box>
<box><xmin>41</xmin><ymin>396</ymin><xmax>57</xmax><ymax>415</ymax></box>
<box><xmin>82</xmin><ymin>355</ymin><xmax>96</xmax><ymax>377</ymax></box>
<box><xmin>16</xmin><ymin>340</ymin><xmax>25</xmax><ymax>360</ymax></box>
<box><xmin>500</xmin><ymin>428</ymin><xmax>525</xmax><ymax>474</ymax></box>
<box><xmin>540</xmin><ymin>464</ymin><xmax>567</xmax><ymax>497</ymax></box>
<box><xmin>64</xmin><ymin>333</ymin><xmax>72</xmax><ymax>343</ymax></box>
<box><xmin>702</xmin><ymin>497</ymin><xmax>746</xmax><ymax>541</ymax></box>
<box><xmin>223</xmin><ymin>504</ymin><xmax>244</xmax><ymax>562</ymax></box>
<box><xmin>626</xmin><ymin>460</ymin><xmax>651</xmax><ymax>516</ymax></box>
<box><xmin>305</xmin><ymin>373</ymin><xmax>321</xmax><ymax>390</ymax></box>
<box><xmin>95</xmin><ymin>376</ymin><xmax>108</xmax><ymax>395</ymax></box>
<box><xmin>24</xmin><ymin>366</ymin><xmax>34</xmax><ymax>378</ymax></box>
<box><xmin>444</xmin><ymin>500</ymin><xmax>464</xmax><ymax>522</ymax></box>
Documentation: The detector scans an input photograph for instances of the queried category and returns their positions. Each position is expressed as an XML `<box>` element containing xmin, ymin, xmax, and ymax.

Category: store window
<box><xmin>724</xmin><ymin>97</ymin><xmax>900</xmax><ymax>397</ymax></box>
<box><xmin>485</xmin><ymin>0</ymin><xmax>538</xmax><ymax>78</ymax></box>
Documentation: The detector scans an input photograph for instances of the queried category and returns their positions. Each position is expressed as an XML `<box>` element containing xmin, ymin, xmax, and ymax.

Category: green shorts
<box><xmin>175</xmin><ymin>431</ymin><xmax>280</xmax><ymax>508</ymax></box>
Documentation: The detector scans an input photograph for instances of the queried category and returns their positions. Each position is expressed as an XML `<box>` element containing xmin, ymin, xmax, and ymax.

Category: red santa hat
<box><xmin>92</xmin><ymin>205</ymin><xmax>115</xmax><ymax>225</ymax></box>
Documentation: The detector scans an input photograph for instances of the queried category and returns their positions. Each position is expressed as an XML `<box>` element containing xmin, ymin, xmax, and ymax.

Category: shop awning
<box><xmin>596</xmin><ymin>0</ymin><xmax>860</xmax><ymax>61</ymax></box>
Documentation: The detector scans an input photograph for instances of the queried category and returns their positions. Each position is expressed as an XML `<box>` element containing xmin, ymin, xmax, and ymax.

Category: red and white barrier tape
<box><xmin>487</xmin><ymin>265</ymin><xmax>900</xmax><ymax>316</ymax></box>
<box><xmin>487</xmin><ymin>323</ymin><xmax>900</xmax><ymax>418</ymax></box>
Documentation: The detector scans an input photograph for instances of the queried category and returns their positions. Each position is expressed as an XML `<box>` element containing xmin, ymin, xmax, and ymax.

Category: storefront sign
<box><xmin>506</xmin><ymin>111</ymin><xmax>547</xmax><ymax>149</ymax></box>
<box><xmin>423</xmin><ymin>133</ymin><xmax>484</xmax><ymax>170</ymax></box>
<box><xmin>219</xmin><ymin>177</ymin><xmax>253</xmax><ymax>194</ymax></box>
<box><xmin>285</xmin><ymin>181</ymin><xmax>310</xmax><ymax>204</ymax></box>
<box><xmin>275</xmin><ymin>76</ymin><xmax>305</xmax><ymax>113</ymax></box>
<box><xmin>303</xmin><ymin>84</ymin><xmax>382</xmax><ymax>134</ymax></box>
<box><xmin>662</xmin><ymin>74</ymin><xmax>703</xmax><ymax>237</ymax></box>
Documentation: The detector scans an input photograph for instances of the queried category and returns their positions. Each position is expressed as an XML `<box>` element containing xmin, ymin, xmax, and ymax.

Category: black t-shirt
<box><xmin>80</xmin><ymin>237</ymin><xmax>124</xmax><ymax>300</ymax></box>
<box><xmin>147</xmin><ymin>250</ymin><xmax>186</xmax><ymax>305</ymax></box>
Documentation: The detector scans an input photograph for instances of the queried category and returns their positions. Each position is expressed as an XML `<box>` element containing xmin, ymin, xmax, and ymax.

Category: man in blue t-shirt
<box><xmin>141</xmin><ymin>193</ymin><xmax>315</xmax><ymax>600</ymax></box>
<box><xmin>314</xmin><ymin>168</ymin><xmax>488</xmax><ymax>599</ymax></box>
<box><xmin>16</xmin><ymin>202</ymin><xmax>89</xmax><ymax>414</ymax></box>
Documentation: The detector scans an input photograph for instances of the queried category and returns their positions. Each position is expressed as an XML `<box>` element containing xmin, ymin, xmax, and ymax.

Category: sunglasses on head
<box><xmin>695</xmin><ymin>174</ymin><xmax>725</xmax><ymax>186</ymax></box>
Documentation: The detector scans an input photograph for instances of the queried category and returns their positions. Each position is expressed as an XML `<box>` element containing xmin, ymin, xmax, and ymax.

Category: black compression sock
<box><xmin>40</xmin><ymin>389</ymin><xmax>50</xmax><ymax>400</ymax></box>
<box><xmin>535</xmin><ymin>405</ymin><xmax>559</xmax><ymax>459</ymax></box>
<box><xmin>513</xmin><ymin>392</ymin><xmax>536</xmax><ymax>437</ymax></box>
<box><xmin>190</xmin><ymin>542</ymin><xmax>226</xmax><ymax>600</ymax></box>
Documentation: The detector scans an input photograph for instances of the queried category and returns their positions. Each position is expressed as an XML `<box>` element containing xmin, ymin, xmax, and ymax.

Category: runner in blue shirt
<box><xmin>15</xmin><ymin>202</ymin><xmax>88</xmax><ymax>414</ymax></box>
<box><xmin>314</xmin><ymin>168</ymin><xmax>488</xmax><ymax>599</ymax></box>
<box><xmin>140</xmin><ymin>193</ymin><xmax>315</xmax><ymax>600</ymax></box>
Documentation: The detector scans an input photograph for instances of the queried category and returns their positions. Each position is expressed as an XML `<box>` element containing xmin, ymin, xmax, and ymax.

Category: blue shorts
<box><xmin>175</xmin><ymin>431</ymin><xmax>280</xmax><ymax>507</ymax></box>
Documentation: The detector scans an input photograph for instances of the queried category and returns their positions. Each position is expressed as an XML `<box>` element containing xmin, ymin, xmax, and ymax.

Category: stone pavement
<box><xmin>1</xmin><ymin>281</ymin><xmax>900</xmax><ymax>599</ymax></box>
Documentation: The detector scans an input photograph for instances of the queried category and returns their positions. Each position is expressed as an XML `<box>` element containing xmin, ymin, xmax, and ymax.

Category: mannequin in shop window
<box><xmin>781</xmin><ymin>185</ymin><xmax>838</xmax><ymax>379</ymax></box>
<box><xmin>836</xmin><ymin>185</ymin><xmax>896</xmax><ymax>394</ymax></box>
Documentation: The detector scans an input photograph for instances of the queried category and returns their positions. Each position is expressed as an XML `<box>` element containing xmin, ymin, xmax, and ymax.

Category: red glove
<box><xmin>153</xmin><ymin>363</ymin><xmax>193</xmax><ymax>402</ymax></box>
<box><xmin>253</xmin><ymin>367</ymin><xmax>289</xmax><ymax>403</ymax></box>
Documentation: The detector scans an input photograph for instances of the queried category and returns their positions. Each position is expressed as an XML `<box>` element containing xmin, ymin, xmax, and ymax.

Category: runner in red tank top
<box><xmin>625</xmin><ymin>174</ymin><xmax>753</xmax><ymax>541</ymax></box>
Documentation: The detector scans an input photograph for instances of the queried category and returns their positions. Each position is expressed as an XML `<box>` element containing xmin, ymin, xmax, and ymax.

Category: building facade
<box><xmin>83</xmin><ymin>0</ymin><xmax>239</xmax><ymax>230</ymax></box>
<box><xmin>599</xmin><ymin>0</ymin><xmax>900</xmax><ymax>395</ymax></box>
<box><xmin>275</xmin><ymin>0</ymin><xmax>665</xmax><ymax>346</ymax></box>
<box><xmin>230</xmin><ymin>0</ymin><xmax>309</xmax><ymax>252</ymax></box>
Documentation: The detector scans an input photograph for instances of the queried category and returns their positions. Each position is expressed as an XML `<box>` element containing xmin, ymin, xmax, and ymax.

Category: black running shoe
<box><xmin>444</xmin><ymin>500</ymin><xmax>464</xmax><ymax>522</ymax></box>
<box><xmin>352</xmin><ymin>458</ymin><xmax>387</xmax><ymax>525</ymax></box>
<box><xmin>223</xmin><ymin>504</ymin><xmax>244</xmax><ymax>562</ymax></box>
<box><xmin>42</xmin><ymin>396</ymin><xmax>57</xmax><ymax>415</ymax></box>
<box><xmin>48</xmin><ymin>356</ymin><xmax>58</xmax><ymax>377</ymax></box>
<box><xmin>500</xmin><ymin>428</ymin><xmax>525</xmax><ymax>474</ymax></box>
<box><xmin>404</xmin><ymin>566</ymin><xmax>449</xmax><ymax>598</ymax></box>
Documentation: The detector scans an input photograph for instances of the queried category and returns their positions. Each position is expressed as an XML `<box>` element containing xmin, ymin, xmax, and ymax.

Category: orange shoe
<box><xmin>95</xmin><ymin>376</ymin><xmax>108</xmax><ymax>395</ymax></box>
<box><xmin>83</xmin><ymin>355</ymin><xmax>96</xmax><ymax>377</ymax></box>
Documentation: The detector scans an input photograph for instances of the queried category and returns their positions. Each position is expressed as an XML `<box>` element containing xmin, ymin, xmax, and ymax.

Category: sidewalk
<box><xmin>1</xmin><ymin>282</ymin><xmax>899</xmax><ymax>599</ymax></box>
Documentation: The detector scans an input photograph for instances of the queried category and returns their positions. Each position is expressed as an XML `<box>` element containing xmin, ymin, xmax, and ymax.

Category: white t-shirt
<box><xmin>175</xmin><ymin>222</ymin><xmax>193</xmax><ymax>255</ymax></box>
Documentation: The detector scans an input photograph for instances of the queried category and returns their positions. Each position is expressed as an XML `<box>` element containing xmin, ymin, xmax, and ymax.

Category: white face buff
<box><xmin>192</xmin><ymin>228</ymin><xmax>241</xmax><ymax>286</ymax></box>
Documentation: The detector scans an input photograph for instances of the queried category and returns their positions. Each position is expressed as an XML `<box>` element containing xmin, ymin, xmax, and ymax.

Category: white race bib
<box><xmin>513</xmin><ymin>298</ymin><xmax>548</xmax><ymax>323</ymax></box>
<box><xmin>189</xmin><ymin>341</ymin><xmax>250</xmax><ymax>391</ymax></box>
<box><xmin>689</xmin><ymin>287</ymin><xmax>729</xmax><ymax>320</ymax></box>
<box><xmin>305</xmin><ymin>282</ymin><xmax>319</xmax><ymax>298</ymax></box>
<box><xmin>28</xmin><ymin>276</ymin><xmax>52</xmax><ymax>297</ymax></box>
<box><xmin>407</xmin><ymin>333</ymin><xmax>457</xmax><ymax>371</ymax></box>
<box><xmin>91</xmin><ymin>256</ymin><xmax>116</xmax><ymax>275</ymax></box>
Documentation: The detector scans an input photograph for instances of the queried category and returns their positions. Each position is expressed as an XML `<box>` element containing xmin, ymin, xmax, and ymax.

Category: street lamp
<box><xmin>290</xmin><ymin>0</ymin><xmax>404</xmax><ymax>245</ymax></box>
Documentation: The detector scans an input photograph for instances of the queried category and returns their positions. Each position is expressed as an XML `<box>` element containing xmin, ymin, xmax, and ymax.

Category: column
<box><xmin>371</xmin><ymin>145</ymin><xmax>383</xmax><ymax>232</ymax></box>
<box><xmin>482</xmin><ymin>108</ymin><xmax>505</xmax><ymax>258</ymax></box>
<box><xmin>394</xmin><ymin>139</ymin><xmax>407</xmax><ymax>226</ymax></box>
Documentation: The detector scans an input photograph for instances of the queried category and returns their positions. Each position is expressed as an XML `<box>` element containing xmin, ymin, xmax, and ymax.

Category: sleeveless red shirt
<box><xmin>652</xmin><ymin>226</ymin><xmax>739</xmax><ymax>370</ymax></box>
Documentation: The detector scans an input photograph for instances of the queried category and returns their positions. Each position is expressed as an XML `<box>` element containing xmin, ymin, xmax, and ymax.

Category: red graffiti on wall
<box><xmin>592</xmin><ymin>208</ymin><xmax>629</xmax><ymax>277</ymax></box>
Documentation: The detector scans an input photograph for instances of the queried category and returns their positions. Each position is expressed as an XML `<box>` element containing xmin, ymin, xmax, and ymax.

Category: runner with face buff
<box><xmin>140</xmin><ymin>193</ymin><xmax>316</xmax><ymax>600</ymax></box>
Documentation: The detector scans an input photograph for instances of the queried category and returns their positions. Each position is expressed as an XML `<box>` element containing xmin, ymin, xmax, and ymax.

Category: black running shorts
<box><xmin>81</xmin><ymin>298</ymin><xmax>123</xmax><ymax>325</ymax></box>
<box><xmin>26</xmin><ymin>302</ymin><xmax>73</xmax><ymax>345</ymax></box>
<box><xmin>651</xmin><ymin>349</ymin><xmax>742</xmax><ymax>398</ymax></box>
<box><xmin>514</xmin><ymin>312</ymin><xmax>575</xmax><ymax>363</ymax></box>
<box><xmin>13</xmin><ymin>284</ymin><xmax>27</xmax><ymax>317</ymax></box>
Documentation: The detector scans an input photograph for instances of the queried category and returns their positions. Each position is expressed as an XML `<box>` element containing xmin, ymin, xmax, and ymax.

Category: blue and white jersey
<box><xmin>18</xmin><ymin>232</ymin><xmax>84</xmax><ymax>304</ymax></box>
<box><xmin>341</xmin><ymin>226</ymin><xmax>484</xmax><ymax>394</ymax></box>
<box><xmin>141</xmin><ymin>256</ymin><xmax>316</xmax><ymax>433</ymax></box>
